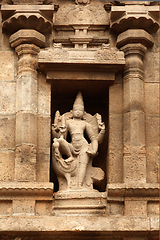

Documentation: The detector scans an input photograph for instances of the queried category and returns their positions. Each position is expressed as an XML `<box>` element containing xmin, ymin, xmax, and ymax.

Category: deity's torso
<box><xmin>66</xmin><ymin>119</ymin><xmax>88</xmax><ymax>153</ymax></box>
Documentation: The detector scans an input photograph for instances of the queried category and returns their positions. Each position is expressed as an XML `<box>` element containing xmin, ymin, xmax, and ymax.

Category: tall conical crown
<box><xmin>73</xmin><ymin>91</ymin><xmax>84</xmax><ymax>109</ymax></box>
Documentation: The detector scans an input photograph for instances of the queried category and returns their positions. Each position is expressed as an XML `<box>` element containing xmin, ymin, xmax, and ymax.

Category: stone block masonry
<box><xmin>0</xmin><ymin>1</ymin><xmax>159</xmax><ymax>239</ymax></box>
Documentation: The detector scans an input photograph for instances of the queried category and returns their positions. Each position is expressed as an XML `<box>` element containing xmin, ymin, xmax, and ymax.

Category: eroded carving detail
<box><xmin>52</xmin><ymin>92</ymin><xmax>105</xmax><ymax>191</ymax></box>
<box><xmin>75</xmin><ymin>0</ymin><xmax>90</xmax><ymax>5</ymax></box>
<box><xmin>96</xmin><ymin>48</ymin><xmax>118</xmax><ymax>62</ymax></box>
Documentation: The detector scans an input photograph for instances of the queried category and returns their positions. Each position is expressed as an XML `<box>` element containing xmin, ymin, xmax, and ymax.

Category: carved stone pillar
<box><xmin>1</xmin><ymin>3</ymin><xmax>57</xmax><ymax>183</ymax></box>
<box><xmin>107</xmin><ymin>5</ymin><xmax>159</xmax><ymax>218</ymax></box>
<box><xmin>116</xmin><ymin>29</ymin><xmax>154</xmax><ymax>184</ymax></box>
<box><xmin>107</xmin><ymin>4</ymin><xmax>159</xmax><ymax>188</ymax></box>
<box><xmin>9</xmin><ymin>29</ymin><xmax>45</xmax><ymax>181</ymax></box>
<box><xmin>0</xmin><ymin>5</ymin><xmax>54</xmax><ymax>216</ymax></box>
<box><xmin>122</xmin><ymin>43</ymin><xmax>146</xmax><ymax>183</ymax></box>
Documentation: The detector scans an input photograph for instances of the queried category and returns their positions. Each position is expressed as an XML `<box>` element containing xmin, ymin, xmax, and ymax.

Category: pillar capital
<box><xmin>9</xmin><ymin>29</ymin><xmax>45</xmax><ymax>78</ymax></box>
<box><xmin>116</xmin><ymin>29</ymin><xmax>154</xmax><ymax>83</ymax></box>
<box><xmin>15</xmin><ymin>44</ymin><xmax>40</xmax><ymax>78</ymax></box>
<box><xmin>15</xmin><ymin>44</ymin><xmax>40</xmax><ymax>57</ymax></box>
<box><xmin>120</xmin><ymin>43</ymin><xmax>147</xmax><ymax>58</ymax></box>
<box><xmin>116</xmin><ymin>29</ymin><xmax>154</xmax><ymax>49</ymax></box>
<box><xmin>9</xmin><ymin>29</ymin><xmax>45</xmax><ymax>48</ymax></box>
<box><xmin>120</xmin><ymin>43</ymin><xmax>147</xmax><ymax>82</ymax></box>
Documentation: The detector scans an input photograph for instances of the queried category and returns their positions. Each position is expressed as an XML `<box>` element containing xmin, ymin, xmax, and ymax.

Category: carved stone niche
<box><xmin>53</xmin><ymin>1</ymin><xmax>110</xmax><ymax>49</ymax></box>
<box><xmin>38</xmin><ymin>45</ymin><xmax>125</xmax><ymax>215</ymax></box>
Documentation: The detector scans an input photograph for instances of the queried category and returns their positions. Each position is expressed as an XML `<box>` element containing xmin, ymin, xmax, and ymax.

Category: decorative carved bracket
<box><xmin>110</xmin><ymin>5</ymin><xmax>159</xmax><ymax>34</ymax></box>
<box><xmin>1</xmin><ymin>4</ymin><xmax>58</xmax><ymax>34</ymax></box>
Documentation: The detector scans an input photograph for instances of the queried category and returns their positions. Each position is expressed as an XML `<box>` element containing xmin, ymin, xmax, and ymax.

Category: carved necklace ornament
<box><xmin>52</xmin><ymin>92</ymin><xmax>105</xmax><ymax>192</ymax></box>
<box><xmin>75</xmin><ymin>0</ymin><xmax>90</xmax><ymax>5</ymax></box>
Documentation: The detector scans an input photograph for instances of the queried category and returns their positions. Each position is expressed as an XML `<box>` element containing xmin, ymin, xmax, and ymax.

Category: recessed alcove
<box><xmin>50</xmin><ymin>80</ymin><xmax>109</xmax><ymax>192</ymax></box>
<box><xmin>38</xmin><ymin>46</ymin><xmax>125</xmax><ymax>194</ymax></box>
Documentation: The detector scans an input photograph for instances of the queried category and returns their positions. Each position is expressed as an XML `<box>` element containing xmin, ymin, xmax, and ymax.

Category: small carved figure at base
<box><xmin>52</xmin><ymin>92</ymin><xmax>105</xmax><ymax>192</ymax></box>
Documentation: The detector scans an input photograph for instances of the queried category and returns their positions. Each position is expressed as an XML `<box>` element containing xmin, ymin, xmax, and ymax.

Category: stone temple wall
<box><xmin>0</xmin><ymin>0</ymin><xmax>159</xmax><ymax>239</ymax></box>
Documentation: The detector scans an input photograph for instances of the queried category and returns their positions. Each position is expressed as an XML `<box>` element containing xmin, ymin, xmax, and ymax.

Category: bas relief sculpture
<box><xmin>52</xmin><ymin>92</ymin><xmax>105</xmax><ymax>191</ymax></box>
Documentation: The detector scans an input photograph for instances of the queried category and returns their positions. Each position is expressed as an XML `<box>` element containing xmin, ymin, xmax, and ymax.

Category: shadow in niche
<box><xmin>50</xmin><ymin>84</ymin><xmax>109</xmax><ymax>193</ymax></box>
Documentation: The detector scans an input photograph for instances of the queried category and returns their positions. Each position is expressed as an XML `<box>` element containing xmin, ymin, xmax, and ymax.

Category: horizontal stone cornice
<box><xmin>107</xmin><ymin>183</ymin><xmax>159</xmax><ymax>198</ymax></box>
<box><xmin>0</xmin><ymin>182</ymin><xmax>53</xmax><ymax>200</ymax></box>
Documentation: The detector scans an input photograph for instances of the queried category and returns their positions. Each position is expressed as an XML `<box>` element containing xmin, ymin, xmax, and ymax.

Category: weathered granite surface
<box><xmin>0</xmin><ymin>0</ymin><xmax>159</xmax><ymax>239</ymax></box>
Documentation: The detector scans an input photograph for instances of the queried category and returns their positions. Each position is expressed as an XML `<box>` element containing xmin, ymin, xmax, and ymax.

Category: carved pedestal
<box><xmin>54</xmin><ymin>190</ymin><xmax>106</xmax><ymax>215</ymax></box>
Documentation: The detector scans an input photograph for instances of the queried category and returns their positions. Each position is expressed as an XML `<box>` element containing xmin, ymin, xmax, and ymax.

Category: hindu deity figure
<box><xmin>52</xmin><ymin>92</ymin><xmax>105</xmax><ymax>191</ymax></box>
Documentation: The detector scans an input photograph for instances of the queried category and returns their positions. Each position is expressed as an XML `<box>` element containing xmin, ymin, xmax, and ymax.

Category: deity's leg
<box><xmin>57</xmin><ymin>138</ymin><xmax>73</xmax><ymax>162</ymax></box>
<box><xmin>78</xmin><ymin>153</ymin><xmax>89</xmax><ymax>187</ymax></box>
<box><xmin>64</xmin><ymin>173</ymin><xmax>71</xmax><ymax>189</ymax></box>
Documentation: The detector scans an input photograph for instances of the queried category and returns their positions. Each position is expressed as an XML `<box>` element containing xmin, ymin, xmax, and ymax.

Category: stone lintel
<box><xmin>0</xmin><ymin>216</ymin><xmax>158</xmax><ymax>236</ymax></box>
<box><xmin>117</xmin><ymin>29</ymin><xmax>154</xmax><ymax>49</ymax></box>
<box><xmin>107</xmin><ymin>183</ymin><xmax>159</xmax><ymax>198</ymax></box>
<box><xmin>46</xmin><ymin>70</ymin><xmax>115</xmax><ymax>82</ymax></box>
<box><xmin>0</xmin><ymin>182</ymin><xmax>53</xmax><ymax>200</ymax></box>
<box><xmin>38</xmin><ymin>47</ymin><xmax>125</xmax><ymax>75</ymax></box>
<box><xmin>9</xmin><ymin>29</ymin><xmax>45</xmax><ymax>48</ymax></box>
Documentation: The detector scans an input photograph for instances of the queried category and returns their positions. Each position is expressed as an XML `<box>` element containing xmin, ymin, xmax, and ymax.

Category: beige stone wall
<box><xmin>108</xmin><ymin>72</ymin><xmax>123</xmax><ymax>184</ymax></box>
<box><xmin>37</xmin><ymin>72</ymin><xmax>51</xmax><ymax>182</ymax></box>
<box><xmin>0</xmin><ymin>2</ymin><xmax>158</xmax><ymax>186</ymax></box>
<box><xmin>144</xmin><ymin>30</ymin><xmax>159</xmax><ymax>183</ymax></box>
<box><xmin>0</xmin><ymin>11</ymin><xmax>16</xmax><ymax>182</ymax></box>
<box><xmin>0</xmin><ymin>1</ymin><xmax>159</xmax><ymax>238</ymax></box>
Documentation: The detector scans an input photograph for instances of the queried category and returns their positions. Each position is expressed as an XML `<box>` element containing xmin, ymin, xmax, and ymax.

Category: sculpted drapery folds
<box><xmin>52</xmin><ymin>92</ymin><xmax>105</xmax><ymax>191</ymax></box>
